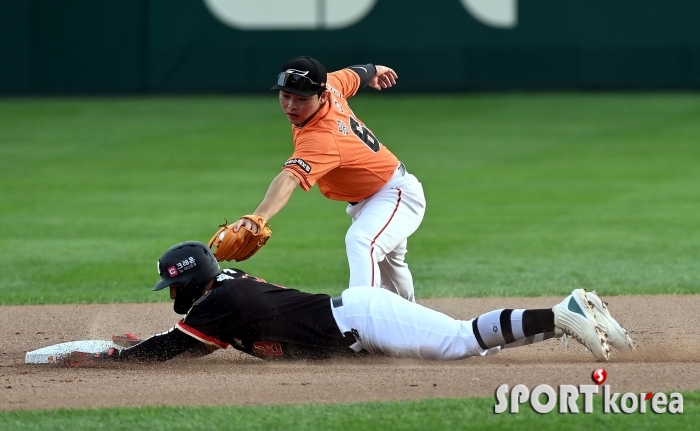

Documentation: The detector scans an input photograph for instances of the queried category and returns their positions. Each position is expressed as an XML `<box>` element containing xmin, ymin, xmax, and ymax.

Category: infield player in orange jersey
<box><xmin>232</xmin><ymin>56</ymin><xmax>426</xmax><ymax>302</ymax></box>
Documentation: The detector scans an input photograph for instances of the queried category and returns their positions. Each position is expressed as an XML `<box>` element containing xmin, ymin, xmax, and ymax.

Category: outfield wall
<box><xmin>2</xmin><ymin>0</ymin><xmax>700</xmax><ymax>95</ymax></box>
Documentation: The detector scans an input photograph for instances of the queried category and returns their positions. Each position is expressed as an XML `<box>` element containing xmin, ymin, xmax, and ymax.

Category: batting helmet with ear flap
<box><xmin>153</xmin><ymin>241</ymin><xmax>221</xmax><ymax>314</ymax></box>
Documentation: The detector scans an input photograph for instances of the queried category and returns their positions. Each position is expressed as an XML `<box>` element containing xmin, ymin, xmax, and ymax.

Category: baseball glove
<box><xmin>208</xmin><ymin>215</ymin><xmax>272</xmax><ymax>262</ymax></box>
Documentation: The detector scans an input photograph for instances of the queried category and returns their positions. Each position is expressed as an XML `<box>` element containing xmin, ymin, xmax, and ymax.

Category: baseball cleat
<box><xmin>586</xmin><ymin>290</ymin><xmax>635</xmax><ymax>351</ymax></box>
<box><xmin>553</xmin><ymin>289</ymin><xmax>610</xmax><ymax>361</ymax></box>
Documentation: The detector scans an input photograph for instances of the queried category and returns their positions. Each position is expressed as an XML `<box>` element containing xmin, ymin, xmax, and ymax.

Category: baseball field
<box><xmin>1</xmin><ymin>94</ymin><xmax>699</xmax><ymax>429</ymax></box>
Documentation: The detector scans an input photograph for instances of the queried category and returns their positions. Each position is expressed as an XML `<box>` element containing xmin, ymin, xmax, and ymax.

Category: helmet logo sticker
<box><xmin>176</xmin><ymin>257</ymin><xmax>197</xmax><ymax>273</ymax></box>
<box><xmin>167</xmin><ymin>266</ymin><xmax>179</xmax><ymax>278</ymax></box>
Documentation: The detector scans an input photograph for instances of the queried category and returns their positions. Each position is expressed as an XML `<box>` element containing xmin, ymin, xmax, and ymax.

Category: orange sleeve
<box><xmin>282</xmin><ymin>131</ymin><xmax>340</xmax><ymax>191</ymax></box>
<box><xmin>327</xmin><ymin>69</ymin><xmax>361</xmax><ymax>99</ymax></box>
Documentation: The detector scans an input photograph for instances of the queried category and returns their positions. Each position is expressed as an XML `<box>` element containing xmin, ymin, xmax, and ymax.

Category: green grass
<box><xmin>1</xmin><ymin>392</ymin><xmax>697</xmax><ymax>431</ymax></box>
<box><xmin>1</xmin><ymin>94</ymin><xmax>699</xmax><ymax>304</ymax></box>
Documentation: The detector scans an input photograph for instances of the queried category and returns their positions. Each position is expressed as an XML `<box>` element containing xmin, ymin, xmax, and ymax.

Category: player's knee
<box><xmin>345</xmin><ymin>229</ymin><xmax>372</xmax><ymax>251</ymax></box>
<box><xmin>383</xmin><ymin>253</ymin><xmax>407</xmax><ymax>268</ymax></box>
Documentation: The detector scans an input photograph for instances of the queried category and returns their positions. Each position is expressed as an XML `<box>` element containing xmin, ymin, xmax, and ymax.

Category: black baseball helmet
<box><xmin>153</xmin><ymin>241</ymin><xmax>221</xmax><ymax>314</ymax></box>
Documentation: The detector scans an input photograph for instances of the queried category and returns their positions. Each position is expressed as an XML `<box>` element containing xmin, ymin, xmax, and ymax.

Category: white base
<box><xmin>25</xmin><ymin>340</ymin><xmax>117</xmax><ymax>364</ymax></box>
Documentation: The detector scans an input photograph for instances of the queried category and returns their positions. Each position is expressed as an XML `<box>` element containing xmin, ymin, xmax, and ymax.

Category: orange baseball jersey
<box><xmin>282</xmin><ymin>69</ymin><xmax>399</xmax><ymax>202</ymax></box>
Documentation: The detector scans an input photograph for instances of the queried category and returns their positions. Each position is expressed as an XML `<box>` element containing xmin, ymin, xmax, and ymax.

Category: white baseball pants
<box><xmin>345</xmin><ymin>164</ymin><xmax>426</xmax><ymax>302</ymax></box>
<box><xmin>331</xmin><ymin>286</ymin><xmax>498</xmax><ymax>360</ymax></box>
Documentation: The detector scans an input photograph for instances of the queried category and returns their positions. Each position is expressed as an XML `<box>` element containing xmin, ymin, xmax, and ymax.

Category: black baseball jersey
<box><xmin>118</xmin><ymin>269</ymin><xmax>356</xmax><ymax>361</ymax></box>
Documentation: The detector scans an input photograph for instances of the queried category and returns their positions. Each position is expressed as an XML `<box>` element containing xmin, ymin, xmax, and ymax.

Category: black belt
<box><xmin>348</xmin><ymin>162</ymin><xmax>406</xmax><ymax>206</ymax></box>
<box><xmin>330</xmin><ymin>296</ymin><xmax>365</xmax><ymax>353</ymax></box>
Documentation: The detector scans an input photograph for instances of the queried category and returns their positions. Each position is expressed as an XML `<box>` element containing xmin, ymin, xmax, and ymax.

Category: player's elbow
<box><xmin>280</xmin><ymin>169</ymin><xmax>301</xmax><ymax>185</ymax></box>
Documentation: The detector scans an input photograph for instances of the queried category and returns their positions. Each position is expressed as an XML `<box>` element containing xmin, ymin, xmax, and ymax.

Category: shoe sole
<box><xmin>586</xmin><ymin>291</ymin><xmax>635</xmax><ymax>351</ymax></box>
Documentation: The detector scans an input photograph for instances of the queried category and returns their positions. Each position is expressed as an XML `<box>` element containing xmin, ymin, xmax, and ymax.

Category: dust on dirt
<box><xmin>1</xmin><ymin>295</ymin><xmax>698</xmax><ymax>410</ymax></box>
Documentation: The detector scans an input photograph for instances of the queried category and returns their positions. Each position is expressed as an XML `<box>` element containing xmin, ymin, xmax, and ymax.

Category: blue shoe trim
<box><xmin>567</xmin><ymin>296</ymin><xmax>586</xmax><ymax>317</ymax></box>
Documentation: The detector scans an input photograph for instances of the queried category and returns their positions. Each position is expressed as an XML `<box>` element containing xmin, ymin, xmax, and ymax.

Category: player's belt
<box><xmin>331</xmin><ymin>296</ymin><xmax>364</xmax><ymax>352</ymax></box>
<box><xmin>348</xmin><ymin>162</ymin><xmax>406</xmax><ymax>206</ymax></box>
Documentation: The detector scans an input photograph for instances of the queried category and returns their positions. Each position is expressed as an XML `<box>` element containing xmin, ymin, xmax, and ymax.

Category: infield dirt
<box><xmin>1</xmin><ymin>295</ymin><xmax>698</xmax><ymax>410</ymax></box>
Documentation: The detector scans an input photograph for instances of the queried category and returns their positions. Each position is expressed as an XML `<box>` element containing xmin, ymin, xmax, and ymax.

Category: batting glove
<box><xmin>111</xmin><ymin>332</ymin><xmax>142</xmax><ymax>348</ymax></box>
<box><xmin>58</xmin><ymin>348</ymin><xmax>119</xmax><ymax>368</ymax></box>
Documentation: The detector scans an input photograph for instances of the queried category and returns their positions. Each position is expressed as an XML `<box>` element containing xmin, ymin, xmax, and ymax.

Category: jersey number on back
<box><xmin>349</xmin><ymin>117</ymin><xmax>380</xmax><ymax>152</ymax></box>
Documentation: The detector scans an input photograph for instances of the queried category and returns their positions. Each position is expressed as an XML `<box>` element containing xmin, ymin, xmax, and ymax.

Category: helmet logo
<box><xmin>166</xmin><ymin>257</ymin><xmax>198</xmax><ymax>278</ymax></box>
<box><xmin>176</xmin><ymin>257</ymin><xmax>197</xmax><ymax>273</ymax></box>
